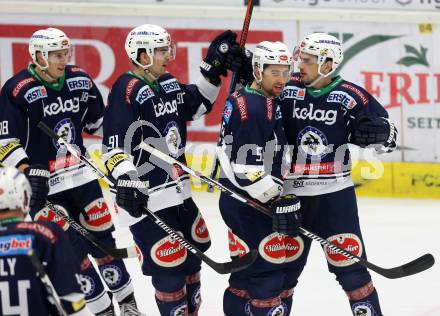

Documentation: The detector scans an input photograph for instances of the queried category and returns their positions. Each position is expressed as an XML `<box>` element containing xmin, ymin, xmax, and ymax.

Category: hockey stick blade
<box><xmin>365</xmin><ymin>254</ymin><xmax>435</xmax><ymax>279</ymax></box>
<box><xmin>201</xmin><ymin>250</ymin><xmax>258</xmax><ymax>274</ymax></box>
<box><xmin>38</xmin><ymin>121</ymin><xmax>257</xmax><ymax>274</ymax></box>
<box><xmin>141</xmin><ymin>142</ymin><xmax>436</xmax><ymax>279</ymax></box>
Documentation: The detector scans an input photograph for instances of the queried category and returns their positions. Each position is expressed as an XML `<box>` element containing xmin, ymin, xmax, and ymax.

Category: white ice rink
<box><xmin>112</xmin><ymin>191</ymin><xmax>440</xmax><ymax>316</ymax></box>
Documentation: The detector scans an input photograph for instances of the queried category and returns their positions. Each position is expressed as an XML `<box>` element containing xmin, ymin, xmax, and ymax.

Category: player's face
<box><xmin>261</xmin><ymin>64</ymin><xmax>290</xmax><ymax>98</ymax></box>
<box><xmin>297</xmin><ymin>52</ymin><xmax>319</xmax><ymax>84</ymax></box>
<box><xmin>46</xmin><ymin>49</ymin><xmax>69</xmax><ymax>79</ymax></box>
<box><xmin>149</xmin><ymin>46</ymin><xmax>173</xmax><ymax>77</ymax></box>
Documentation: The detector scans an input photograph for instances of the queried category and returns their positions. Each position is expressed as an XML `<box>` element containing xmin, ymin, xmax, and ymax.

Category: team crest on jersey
<box><xmin>52</xmin><ymin>118</ymin><xmax>76</xmax><ymax>149</ymax></box>
<box><xmin>268</xmin><ymin>303</ymin><xmax>287</xmax><ymax>316</ymax></box>
<box><xmin>24</xmin><ymin>85</ymin><xmax>47</xmax><ymax>103</ymax></box>
<box><xmin>327</xmin><ymin>91</ymin><xmax>357</xmax><ymax>109</ymax></box>
<box><xmin>259</xmin><ymin>232</ymin><xmax>286</xmax><ymax>264</ymax></box>
<box><xmin>223</xmin><ymin>100</ymin><xmax>233</xmax><ymax>124</ymax></box>
<box><xmin>135</xmin><ymin>85</ymin><xmax>155</xmax><ymax>104</ymax></box>
<box><xmin>297</xmin><ymin>126</ymin><xmax>330</xmax><ymax>159</ymax></box>
<box><xmin>0</xmin><ymin>235</ymin><xmax>34</xmax><ymax>256</ymax></box>
<box><xmin>66</xmin><ymin>76</ymin><xmax>92</xmax><ymax>91</ymax></box>
<box><xmin>228</xmin><ymin>229</ymin><xmax>250</xmax><ymax>257</ymax></box>
<box><xmin>150</xmin><ymin>234</ymin><xmax>187</xmax><ymax>267</ymax></box>
<box><xmin>78</xmin><ymin>274</ymin><xmax>95</xmax><ymax>297</ymax></box>
<box><xmin>281</xmin><ymin>86</ymin><xmax>306</xmax><ymax>100</ymax></box>
<box><xmin>163</xmin><ymin>121</ymin><xmax>182</xmax><ymax>158</ymax></box>
<box><xmin>160</xmin><ymin>78</ymin><xmax>180</xmax><ymax>93</ymax></box>
<box><xmin>191</xmin><ymin>212</ymin><xmax>210</xmax><ymax>243</ymax></box>
<box><xmin>352</xmin><ymin>302</ymin><xmax>375</xmax><ymax>316</ymax></box>
<box><xmin>324</xmin><ymin>233</ymin><xmax>363</xmax><ymax>267</ymax></box>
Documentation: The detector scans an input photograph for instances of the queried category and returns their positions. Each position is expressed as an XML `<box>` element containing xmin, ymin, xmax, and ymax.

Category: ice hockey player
<box><xmin>216</xmin><ymin>41</ymin><xmax>302</xmax><ymax>316</ymax></box>
<box><xmin>102</xmin><ymin>24</ymin><xmax>246</xmax><ymax>315</ymax></box>
<box><xmin>276</xmin><ymin>33</ymin><xmax>398</xmax><ymax>315</ymax></box>
<box><xmin>0</xmin><ymin>28</ymin><xmax>140</xmax><ymax>315</ymax></box>
<box><xmin>0</xmin><ymin>166</ymin><xmax>94</xmax><ymax>316</ymax></box>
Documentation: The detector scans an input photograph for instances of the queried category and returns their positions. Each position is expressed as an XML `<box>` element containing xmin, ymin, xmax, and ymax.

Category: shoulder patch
<box><xmin>24</xmin><ymin>86</ymin><xmax>47</xmax><ymax>103</ymax></box>
<box><xmin>66</xmin><ymin>76</ymin><xmax>93</xmax><ymax>91</ymax></box>
<box><xmin>160</xmin><ymin>78</ymin><xmax>180</xmax><ymax>93</ymax></box>
<box><xmin>135</xmin><ymin>84</ymin><xmax>155</xmax><ymax>105</ymax></box>
<box><xmin>70</xmin><ymin>66</ymin><xmax>87</xmax><ymax>73</ymax></box>
<box><xmin>327</xmin><ymin>90</ymin><xmax>357</xmax><ymax>109</ymax></box>
<box><xmin>223</xmin><ymin>100</ymin><xmax>233</xmax><ymax>124</ymax></box>
<box><xmin>235</xmin><ymin>96</ymin><xmax>248</xmax><ymax>121</ymax></box>
<box><xmin>125</xmin><ymin>78</ymin><xmax>140</xmax><ymax>105</ymax></box>
<box><xmin>340</xmin><ymin>83</ymin><xmax>368</xmax><ymax>106</ymax></box>
<box><xmin>266</xmin><ymin>98</ymin><xmax>273</xmax><ymax>120</ymax></box>
<box><xmin>16</xmin><ymin>222</ymin><xmax>58</xmax><ymax>244</ymax></box>
<box><xmin>12</xmin><ymin>77</ymin><xmax>36</xmax><ymax>97</ymax></box>
<box><xmin>281</xmin><ymin>86</ymin><xmax>306</xmax><ymax>100</ymax></box>
<box><xmin>0</xmin><ymin>234</ymin><xmax>34</xmax><ymax>256</ymax></box>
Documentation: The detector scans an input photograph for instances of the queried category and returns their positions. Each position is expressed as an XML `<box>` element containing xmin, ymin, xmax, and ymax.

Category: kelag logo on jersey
<box><xmin>24</xmin><ymin>85</ymin><xmax>47</xmax><ymax>103</ymax></box>
<box><xmin>135</xmin><ymin>85</ymin><xmax>154</xmax><ymax>104</ymax></box>
<box><xmin>0</xmin><ymin>235</ymin><xmax>34</xmax><ymax>256</ymax></box>
<box><xmin>293</xmin><ymin>103</ymin><xmax>337</xmax><ymax>125</ymax></box>
<box><xmin>327</xmin><ymin>91</ymin><xmax>357</xmax><ymax>109</ymax></box>
<box><xmin>281</xmin><ymin>86</ymin><xmax>306</xmax><ymax>100</ymax></box>
<box><xmin>43</xmin><ymin>97</ymin><xmax>80</xmax><ymax>117</ymax></box>
<box><xmin>160</xmin><ymin>78</ymin><xmax>180</xmax><ymax>93</ymax></box>
<box><xmin>66</xmin><ymin>76</ymin><xmax>92</xmax><ymax>91</ymax></box>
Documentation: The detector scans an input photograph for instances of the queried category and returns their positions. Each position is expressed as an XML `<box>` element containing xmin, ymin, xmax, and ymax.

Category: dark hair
<box><xmin>132</xmin><ymin>48</ymin><xmax>147</xmax><ymax>66</ymax></box>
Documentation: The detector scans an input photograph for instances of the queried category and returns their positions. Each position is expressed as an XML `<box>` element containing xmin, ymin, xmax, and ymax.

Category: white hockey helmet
<box><xmin>28</xmin><ymin>27</ymin><xmax>71</xmax><ymax>70</ymax></box>
<box><xmin>0</xmin><ymin>167</ymin><xmax>32</xmax><ymax>214</ymax></box>
<box><xmin>125</xmin><ymin>24</ymin><xmax>174</xmax><ymax>69</ymax></box>
<box><xmin>252</xmin><ymin>41</ymin><xmax>293</xmax><ymax>82</ymax></box>
<box><xmin>295</xmin><ymin>33</ymin><xmax>343</xmax><ymax>77</ymax></box>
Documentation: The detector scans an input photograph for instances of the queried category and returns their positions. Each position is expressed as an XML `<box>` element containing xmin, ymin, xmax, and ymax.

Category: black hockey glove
<box><xmin>200</xmin><ymin>30</ymin><xmax>242</xmax><ymax>85</ymax></box>
<box><xmin>351</xmin><ymin>116</ymin><xmax>397</xmax><ymax>153</ymax></box>
<box><xmin>116</xmin><ymin>172</ymin><xmax>149</xmax><ymax>218</ymax></box>
<box><xmin>270</xmin><ymin>194</ymin><xmax>302</xmax><ymax>237</ymax></box>
<box><xmin>236</xmin><ymin>48</ymin><xmax>254</xmax><ymax>86</ymax></box>
<box><xmin>23</xmin><ymin>165</ymin><xmax>50</xmax><ymax>211</ymax></box>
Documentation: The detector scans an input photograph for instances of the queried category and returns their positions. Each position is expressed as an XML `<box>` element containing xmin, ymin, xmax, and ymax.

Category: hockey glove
<box><xmin>116</xmin><ymin>172</ymin><xmax>149</xmax><ymax>218</ymax></box>
<box><xmin>23</xmin><ymin>165</ymin><xmax>50</xmax><ymax>211</ymax></box>
<box><xmin>236</xmin><ymin>48</ymin><xmax>254</xmax><ymax>86</ymax></box>
<box><xmin>351</xmin><ymin>116</ymin><xmax>397</xmax><ymax>153</ymax></box>
<box><xmin>200</xmin><ymin>30</ymin><xmax>241</xmax><ymax>85</ymax></box>
<box><xmin>270</xmin><ymin>194</ymin><xmax>302</xmax><ymax>237</ymax></box>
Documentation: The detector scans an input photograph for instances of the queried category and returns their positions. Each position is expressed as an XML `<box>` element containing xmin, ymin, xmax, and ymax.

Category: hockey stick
<box><xmin>28</xmin><ymin>249</ymin><xmax>67</xmax><ymax>316</ymax></box>
<box><xmin>37</xmin><ymin>122</ymin><xmax>257</xmax><ymax>275</ymax></box>
<box><xmin>44</xmin><ymin>202</ymin><xmax>137</xmax><ymax>259</ymax></box>
<box><xmin>207</xmin><ymin>0</ymin><xmax>255</xmax><ymax>192</ymax></box>
<box><xmin>140</xmin><ymin>142</ymin><xmax>435</xmax><ymax>279</ymax></box>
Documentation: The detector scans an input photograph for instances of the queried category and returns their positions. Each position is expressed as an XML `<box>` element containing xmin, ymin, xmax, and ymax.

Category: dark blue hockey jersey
<box><xmin>217</xmin><ymin>86</ymin><xmax>288</xmax><ymax>203</ymax></box>
<box><xmin>279</xmin><ymin>73</ymin><xmax>389</xmax><ymax>196</ymax></box>
<box><xmin>0</xmin><ymin>219</ymin><xmax>86</xmax><ymax>316</ymax></box>
<box><xmin>0</xmin><ymin>65</ymin><xmax>104</xmax><ymax>194</ymax></box>
<box><xmin>103</xmin><ymin>72</ymin><xmax>218</xmax><ymax>222</ymax></box>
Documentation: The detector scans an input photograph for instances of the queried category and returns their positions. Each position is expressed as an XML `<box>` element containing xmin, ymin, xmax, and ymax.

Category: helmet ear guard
<box><xmin>0</xmin><ymin>167</ymin><xmax>32</xmax><ymax>214</ymax></box>
<box><xmin>252</xmin><ymin>41</ymin><xmax>293</xmax><ymax>83</ymax></box>
<box><xmin>28</xmin><ymin>27</ymin><xmax>71</xmax><ymax>70</ymax></box>
<box><xmin>124</xmin><ymin>24</ymin><xmax>175</xmax><ymax>70</ymax></box>
<box><xmin>296</xmin><ymin>33</ymin><xmax>344</xmax><ymax>77</ymax></box>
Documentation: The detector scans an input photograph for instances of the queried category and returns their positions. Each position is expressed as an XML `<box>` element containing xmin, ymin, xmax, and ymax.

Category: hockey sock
<box><xmin>280</xmin><ymin>288</ymin><xmax>294</xmax><ymax>314</ymax></box>
<box><xmin>248</xmin><ymin>297</ymin><xmax>287</xmax><ymax>316</ymax></box>
<box><xmin>155</xmin><ymin>287</ymin><xmax>188</xmax><ymax>316</ymax></box>
<box><xmin>96</xmin><ymin>255</ymin><xmax>133</xmax><ymax>302</ymax></box>
<box><xmin>186</xmin><ymin>272</ymin><xmax>201</xmax><ymax>315</ymax></box>
<box><xmin>223</xmin><ymin>287</ymin><xmax>249</xmax><ymax>316</ymax></box>
<box><xmin>347</xmin><ymin>281</ymin><xmax>383</xmax><ymax>316</ymax></box>
<box><xmin>79</xmin><ymin>256</ymin><xmax>112</xmax><ymax>314</ymax></box>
